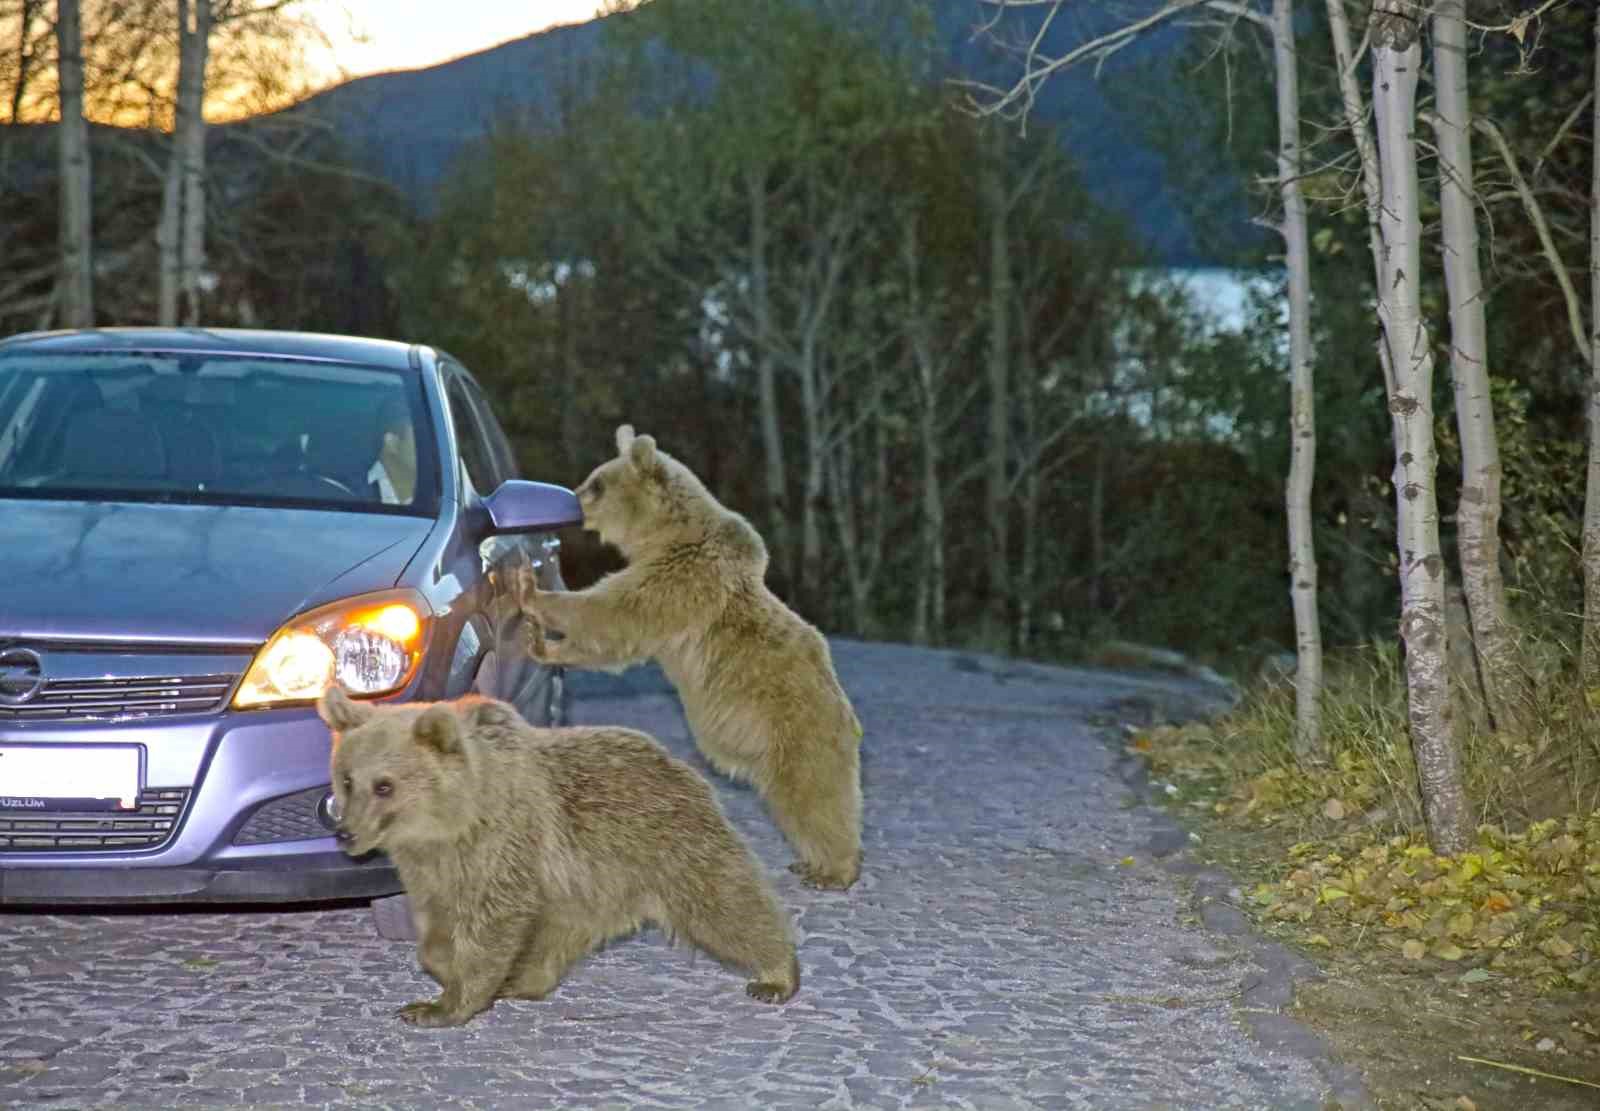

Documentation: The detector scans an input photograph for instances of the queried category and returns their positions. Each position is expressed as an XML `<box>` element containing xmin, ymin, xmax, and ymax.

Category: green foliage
<box><xmin>1438</xmin><ymin>377</ymin><xmax>1587</xmax><ymax>634</ymax></box>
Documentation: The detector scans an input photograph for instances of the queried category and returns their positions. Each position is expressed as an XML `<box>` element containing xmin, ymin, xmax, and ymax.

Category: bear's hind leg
<box><xmin>663</xmin><ymin>874</ymin><xmax>798</xmax><ymax>1004</ymax></box>
<box><xmin>768</xmin><ymin>750</ymin><xmax>862</xmax><ymax>890</ymax></box>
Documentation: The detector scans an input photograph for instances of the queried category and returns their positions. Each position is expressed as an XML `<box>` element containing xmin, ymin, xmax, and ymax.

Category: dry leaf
<box><xmin>1403</xmin><ymin>939</ymin><xmax>1427</xmax><ymax>960</ymax></box>
<box><xmin>1323</xmin><ymin>798</ymin><xmax>1346</xmax><ymax>821</ymax></box>
<box><xmin>1540</xmin><ymin>937</ymin><xmax>1575</xmax><ymax>960</ymax></box>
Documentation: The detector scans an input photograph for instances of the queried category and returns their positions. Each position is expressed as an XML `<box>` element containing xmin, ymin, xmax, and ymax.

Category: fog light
<box><xmin>317</xmin><ymin>791</ymin><xmax>342</xmax><ymax>830</ymax></box>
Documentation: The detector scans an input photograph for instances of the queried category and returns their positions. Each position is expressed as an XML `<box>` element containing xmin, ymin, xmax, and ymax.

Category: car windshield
<box><xmin>0</xmin><ymin>352</ymin><xmax>438</xmax><ymax>515</ymax></box>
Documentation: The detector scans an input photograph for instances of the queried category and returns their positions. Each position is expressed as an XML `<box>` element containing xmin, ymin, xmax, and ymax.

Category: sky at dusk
<box><xmin>304</xmin><ymin>0</ymin><xmax>608</xmax><ymax>84</ymax></box>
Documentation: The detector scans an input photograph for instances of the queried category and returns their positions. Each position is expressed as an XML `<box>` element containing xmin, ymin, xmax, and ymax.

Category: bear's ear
<box><xmin>461</xmin><ymin>697</ymin><xmax>517</xmax><ymax>730</ymax></box>
<box><xmin>413</xmin><ymin>703</ymin><xmax>463</xmax><ymax>755</ymax></box>
<box><xmin>628</xmin><ymin>434</ymin><xmax>657</xmax><ymax>471</ymax></box>
<box><xmin>615</xmin><ymin>423</ymin><xmax>635</xmax><ymax>457</ymax></box>
<box><xmin>317</xmin><ymin>686</ymin><xmax>372</xmax><ymax>734</ymax></box>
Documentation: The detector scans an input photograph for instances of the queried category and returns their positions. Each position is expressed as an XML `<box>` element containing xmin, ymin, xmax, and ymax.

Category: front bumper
<box><xmin>0</xmin><ymin>850</ymin><xmax>398</xmax><ymax>904</ymax></box>
<box><xmin>0</xmin><ymin>706</ymin><xmax>401</xmax><ymax>906</ymax></box>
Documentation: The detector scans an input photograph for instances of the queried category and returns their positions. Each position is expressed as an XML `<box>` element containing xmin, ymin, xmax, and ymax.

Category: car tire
<box><xmin>371</xmin><ymin>893</ymin><xmax>418</xmax><ymax>941</ymax></box>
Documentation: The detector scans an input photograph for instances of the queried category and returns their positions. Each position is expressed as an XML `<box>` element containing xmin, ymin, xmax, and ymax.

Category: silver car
<box><xmin>0</xmin><ymin>327</ymin><xmax>580</xmax><ymax>935</ymax></box>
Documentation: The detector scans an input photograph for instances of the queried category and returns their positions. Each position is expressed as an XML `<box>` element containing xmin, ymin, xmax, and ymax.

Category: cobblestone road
<box><xmin>0</xmin><ymin>641</ymin><xmax>1363</xmax><ymax>1109</ymax></box>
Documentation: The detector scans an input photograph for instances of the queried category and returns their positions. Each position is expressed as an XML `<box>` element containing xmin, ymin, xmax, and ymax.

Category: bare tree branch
<box><xmin>1473</xmin><ymin>114</ymin><xmax>1588</xmax><ymax>357</ymax></box>
<box><xmin>1532</xmin><ymin>88</ymin><xmax>1593</xmax><ymax>182</ymax></box>
<box><xmin>960</xmin><ymin>0</ymin><xmax>1273</xmax><ymax>125</ymax></box>
<box><xmin>958</xmin><ymin>0</ymin><xmax>1213</xmax><ymax>122</ymax></box>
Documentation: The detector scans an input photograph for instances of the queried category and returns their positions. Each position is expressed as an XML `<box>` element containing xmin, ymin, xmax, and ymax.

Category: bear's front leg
<box><xmin>397</xmin><ymin>916</ymin><xmax>525</xmax><ymax>1028</ymax></box>
<box><xmin>516</xmin><ymin>570</ymin><xmax>581</xmax><ymax>665</ymax></box>
<box><xmin>516</xmin><ymin>568</ymin><xmax>649</xmax><ymax>673</ymax></box>
<box><xmin>520</xmin><ymin>615</ymin><xmax>607</xmax><ymax>669</ymax></box>
<box><xmin>416</xmin><ymin>907</ymin><xmax>454</xmax><ymax>986</ymax></box>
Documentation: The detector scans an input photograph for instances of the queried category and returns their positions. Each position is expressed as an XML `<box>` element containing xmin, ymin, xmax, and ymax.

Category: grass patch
<box><xmin>1134</xmin><ymin>640</ymin><xmax>1600</xmax><ymax>990</ymax></box>
<box><xmin>1126</xmin><ymin>639</ymin><xmax>1600</xmax><ymax>1105</ymax></box>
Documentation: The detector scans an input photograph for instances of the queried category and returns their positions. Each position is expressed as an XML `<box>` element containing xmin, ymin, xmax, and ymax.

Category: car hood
<box><xmin>0</xmin><ymin>499</ymin><xmax>435</xmax><ymax>646</ymax></box>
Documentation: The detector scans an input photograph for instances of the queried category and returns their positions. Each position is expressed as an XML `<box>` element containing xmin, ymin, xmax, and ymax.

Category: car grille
<box><xmin>0</xmin><ymin>788</ymin><xmax>189</xmax><ymax>852</ymax></box>
<box><xmin>0</xmin><ymin>674</ymin><xmax>236</xmax><ymax>723</ymax></box>
<box><xmin>233</xmin><ymin>786</ymin><xmax>333</xmax><ymax>846</ymax></box>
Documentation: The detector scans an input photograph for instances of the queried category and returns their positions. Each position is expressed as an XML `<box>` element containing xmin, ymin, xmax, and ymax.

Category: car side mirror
<box><xmin>483</xmin><ymin>480</ymin><xmax>583</xmax><ymax>534</ymax></box>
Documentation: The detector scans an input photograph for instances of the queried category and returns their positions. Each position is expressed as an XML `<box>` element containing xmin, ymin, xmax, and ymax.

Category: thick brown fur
<box><xmin>317</xmin><ymin>687</ymin><xmax>799</xmax><ymax>1028</ymax></box>
<box><xmin>519</xmin><ymin>424</ymin><xmax>864</xmax><ymax>890</ymax></box>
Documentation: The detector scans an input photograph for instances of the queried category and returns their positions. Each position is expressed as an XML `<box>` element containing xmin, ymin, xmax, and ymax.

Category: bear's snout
<box><xmin>333</xmin><ymin>823</ymin><xmax>373</xmax><ymax>857</ymax></box>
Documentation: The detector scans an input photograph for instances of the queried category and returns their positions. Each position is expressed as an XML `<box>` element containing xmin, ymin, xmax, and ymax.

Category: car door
<box><xmin>439</xmin><ymin>362</ymin><xmax>568</xmax><ymax>724</ymax></box>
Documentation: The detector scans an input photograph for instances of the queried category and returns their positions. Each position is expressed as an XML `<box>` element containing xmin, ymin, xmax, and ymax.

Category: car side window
<box><xmin>459</xmin><ymin>375</ymin><xmax>520</xmax><ymax>482</ymax></box>
<box><xmin>443</xmin><ymin>372</ymin><xmax>501</xmax><ymax>497</ymax></box>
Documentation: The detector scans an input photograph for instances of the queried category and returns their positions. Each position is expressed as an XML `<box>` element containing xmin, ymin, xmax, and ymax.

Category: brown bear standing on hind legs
<box><xmin>518</xmin><ymin>424</ymin><xmax>864</xmax><ymax>890</ymax></box>
<box><xmin>318</xmin><ymin>687</ymin><xmax>800</xmax><ymax>1028</ymax></box>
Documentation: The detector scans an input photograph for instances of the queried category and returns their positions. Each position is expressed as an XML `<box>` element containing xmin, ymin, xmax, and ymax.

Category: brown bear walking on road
<box><xmin>519</xmin><ymin>424</ymin><xmax>864</xmax><ymax>890</ymax></box>
<box><xmin>318</xmin><ymin>687</ymin><xmax>800</xmax><ymax>1028</ymax></box>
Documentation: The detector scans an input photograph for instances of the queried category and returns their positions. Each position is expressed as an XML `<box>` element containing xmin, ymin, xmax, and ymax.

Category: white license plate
<box><xmin>0</xmin><ymin>745</ymin><xmax>141</xmax><ymax>811</ymax></box>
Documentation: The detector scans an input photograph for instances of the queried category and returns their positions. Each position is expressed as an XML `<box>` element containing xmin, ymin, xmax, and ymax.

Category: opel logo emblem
<box><xmin>0</xmin><ymin>646</ymin><xmax>45</xmax><ymax>706</ymax></box>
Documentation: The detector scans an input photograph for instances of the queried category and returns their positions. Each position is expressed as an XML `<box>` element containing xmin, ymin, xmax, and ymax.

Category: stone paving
<box><xmin>0</xmin><ymin>640</ymin><xmax>1363</xmax><ymax>1109</ymax></box>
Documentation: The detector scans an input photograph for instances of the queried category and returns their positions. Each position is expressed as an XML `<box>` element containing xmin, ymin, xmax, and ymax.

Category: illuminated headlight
<box><xmin>233</xmin><ymin>590</ymin><xmax>430</xmax><ymax>709</ymax></box>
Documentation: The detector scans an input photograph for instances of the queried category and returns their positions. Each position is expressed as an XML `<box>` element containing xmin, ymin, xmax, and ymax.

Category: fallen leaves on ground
<box><xmin>1128</xmin><ymin>723</ymin><xmax>1600</xmax><ymax>993</ymax></box>
<box><xmin>1244</xmin><ymin>819</ymin><xmax>1600</xmax><ymax>990</ymax></box>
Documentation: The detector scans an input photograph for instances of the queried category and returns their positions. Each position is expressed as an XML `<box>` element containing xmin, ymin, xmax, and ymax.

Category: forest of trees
<box><xmin>3</xmin><ymin>0</ymin><xmax>1599</xmax><ymax>854</ymax></box>
<box><xmin>967</xmin><ymin>0</ymin><xmax>1600</xmax><ymax>853</ymax></box>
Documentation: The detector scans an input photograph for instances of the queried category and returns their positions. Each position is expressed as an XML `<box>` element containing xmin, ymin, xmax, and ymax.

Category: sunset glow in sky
<box><xmin>306</xmin><ymin>0</ymin><xmax>608</xmax><ymax>84</ymax></box>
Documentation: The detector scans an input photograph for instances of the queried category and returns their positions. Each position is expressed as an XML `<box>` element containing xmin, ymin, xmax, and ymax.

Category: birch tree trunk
<box><xmin>178</xmin><ymin>0</ymin><xmax>209</xmax><ymax>324</ymax></box>
<box><xmin>1273</xmin><ymin>0</ymin><xmax>1322</xmax><ymax>761</ymax></box>
<box><xmin>1324</xmin><ymin>0</ymin><xmax>1395</xmax><ymax>398</ymax></box>
<box><xmin>912</xmin><ymin>394</ymin><xmax>939</xmax><ymax>646</ymax></box>
<box><xmin>1017</xmin><ymin>369</ymin><xmax>1042</xmax><ymax>652</ymax></box>
<box><xmin>868</xmin><ymin>385</ymin><xmax>889</xmax><ymax>632</ymax></box>
<box><xmin>1582</xmin><ymin>6</ymin><xmax>1600</xmax><ymax>685</ymax></box>
<box><xmin>748</xmin><ymin>170</ymin><xmax>794</xmax><ymax>592</ymax></box>
<box><xmin>1431</xmin><ymin>0</ymin><xmax>1521</xmax><ymax>732</ymax></box>
<box><xmin>1089</xmin><ymin>434</ymin><xmax>1107</xmax><ymax>615</ymax></box>
<box><xmin>558</xmin><ymin>276</ymin><xmax>581</xmax><ymax>469</ymax></box>
<box><xmin>904</xmin><ymin>216</ymin><xmax>944</xmax><ymax>647</ymax></box>
<box><xmin>788</xmin><ymin>176</ymin><xmax>858</xmax><ymax>619</ymax></box>
<box><xmin>797</xmin><ymin>332</ymin><xmax>826</xmax><ymax>615</ymax></box>
<box><xmin>825</xmin><ymin>377</ymin><xmax>888</xmax><ymax>635</ymax></box>
<box><xmin>9</xmin><ymin>1</ymin><xmax>43</xmax><ymax>126</ymax></box>
<box><xmin>55</xmin><ymin>0</ymin><xmax>94</xmax><ymax>327</ymax></box>
<box><xmin>157</xmin><ymin>152</ymin><xmax>181</xmax><ymax>324</ymax></box>
<box><xmin>911</xmin><ymin>348</ymin><xmax>941</xmax><ymax>646</ymax></box>
<box><xmin>826</xmin><ymin>414</ymin><xmax>864</xmax><ymax>631</ymax></box>
<box><xmin>1370</xmin><ymin>3</ymin><xmax>1471</xmax><ymax>857</ymax></box>
<box><xmin>981</xmin><ymin>133</ymin><xmax>1011</xmax><ymax>649</ymax></box>
<box><xmin>159</xmin><ymin>0</ymin><xmax>210</xmax><ymax>325</ymax></box>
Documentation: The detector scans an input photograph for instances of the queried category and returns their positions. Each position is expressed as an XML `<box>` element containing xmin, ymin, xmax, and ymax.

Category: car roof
<box><xmin>0</xmin><ymin>327</ymin><xmax>423</xmax><ymax>372</ymax></box>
